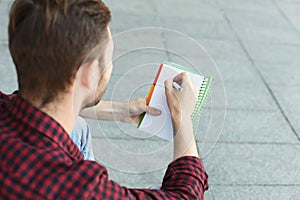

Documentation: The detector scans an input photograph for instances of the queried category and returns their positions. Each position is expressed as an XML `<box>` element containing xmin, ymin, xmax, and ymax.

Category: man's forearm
<box><xmin>172</xmin><ymin>115</ymin><xmax>199</xmax><ymax>161</ymax></box>
<box><xmin>80</xmin><ymin>98</ymin><xmax>160</xmax><ymax>124</ymax></box>
<box><xmin>80</xmin><ymin>100</ymin><xmax>123</xmax><ymax>121</ymax></box>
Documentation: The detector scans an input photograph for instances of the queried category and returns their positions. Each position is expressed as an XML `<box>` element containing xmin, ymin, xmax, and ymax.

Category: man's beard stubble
<box><xmin>82</xmin><ymin>72</ymin><xmax>108</xmax><ymax>109</ymax></box>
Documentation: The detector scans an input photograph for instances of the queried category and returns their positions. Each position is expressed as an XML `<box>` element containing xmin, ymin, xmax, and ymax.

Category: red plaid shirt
<box><xmin>0</xmin><ymin>91</ymin><xmax>208</xmax><ymax>199</ymax></box>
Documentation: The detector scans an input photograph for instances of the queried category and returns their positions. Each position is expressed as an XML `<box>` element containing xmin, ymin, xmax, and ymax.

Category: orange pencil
<box><xmin>137</xmin><ymin>64</ymin><xmax>164</xmax><ymax>128</ymax></box>
<box><xmin>145</xmin><ymin>64</ymin><xmax>163</xmax><ymax>105</ymax></box>
<box><xmin>146</xmin><ymin>84</ymin><xmax>155</xmax><ymax>105</ymax></box>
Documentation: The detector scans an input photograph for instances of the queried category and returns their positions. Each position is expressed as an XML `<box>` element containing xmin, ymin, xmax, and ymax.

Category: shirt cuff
<box><xmin>163</xmin><ymin>156</ymin><xmax>209</xmax><ymax>191</ymax></box>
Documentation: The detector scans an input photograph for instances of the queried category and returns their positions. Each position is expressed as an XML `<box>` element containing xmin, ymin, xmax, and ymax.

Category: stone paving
<box><xmin>1</xmin><ymin>0</ymin><xmax>300</xmax><ymax>199</ymax></box>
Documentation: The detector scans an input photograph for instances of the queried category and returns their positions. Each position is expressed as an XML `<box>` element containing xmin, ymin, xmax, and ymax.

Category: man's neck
<box><xmin>41</xmin><ymin>100</ymin><xmax>76</xmax><ymax>134</ymax></box>
<box><xmin>21</xmin><ymin>93</ymin><xmax>78</xmax><ymax>134</ymax></box>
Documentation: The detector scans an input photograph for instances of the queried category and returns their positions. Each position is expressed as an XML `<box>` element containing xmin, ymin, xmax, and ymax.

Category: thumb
<box><xmin>164</xmin><ymin>78</ymin><xmax>173</xmax><ymax>95</ymax></box>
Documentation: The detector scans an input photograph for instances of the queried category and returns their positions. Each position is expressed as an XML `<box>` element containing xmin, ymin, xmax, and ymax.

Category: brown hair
<box><xmin>8</xmin><ymin>0</ymin><xmax>111</xmax><ymax>106</ymax></box>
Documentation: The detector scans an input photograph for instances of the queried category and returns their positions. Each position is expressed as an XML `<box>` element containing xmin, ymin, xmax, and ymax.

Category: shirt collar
<box><xmin>8</xmin><ymin>92</ymin><xmax>83</xmax><ymax>161</ymax></box>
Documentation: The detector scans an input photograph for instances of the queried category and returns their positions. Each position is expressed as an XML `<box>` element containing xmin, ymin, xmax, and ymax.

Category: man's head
<box><xmin>8</xmin><ymin>0</ymin><xmax>112</xmax><ymax>109</ymax></box>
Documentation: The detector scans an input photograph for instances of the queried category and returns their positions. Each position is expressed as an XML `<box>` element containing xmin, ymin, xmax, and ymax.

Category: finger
<box><xmin>140</xmin><ymin>101</ymin><xmax>161</xmax><ymax>115</ymax></box>
<box><xmin>179</xmin><ymin>72</ymin><xmax>191</xmax><ymax>87</ymax></box>
<box><xmin>173</xmin><ymin>73</ymin><xmax>183</xmax><ymax>85</ymax></box>
<box><xmin>173</xmin><ymin>72</ymin><xmax>190</xmax><ymax>87</ymax></box>
<box><xmin>131</xmin><ymin>116</ymin><xmax>140</xmax><ymax>124</ymax></box>
<box><xmin>135</xmin><ymin>97</ymin><xmax>161</xmax><ymax>115</ymax></box>
<box><xmin>145</xmin><ymin>106</ymin><xmax>161</xmax><ymax>115</ymax></box>
<box><xmin>120</xmin><ymin>116</ymin><xmax>136</xmax><ymax>124</ymax></box>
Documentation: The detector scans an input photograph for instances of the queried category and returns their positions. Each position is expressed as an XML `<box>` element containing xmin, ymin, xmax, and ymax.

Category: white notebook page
<box><xmin>139</xmin><ymin>64</ymin><xmax>204</xmax><ymax>141</ymax></box>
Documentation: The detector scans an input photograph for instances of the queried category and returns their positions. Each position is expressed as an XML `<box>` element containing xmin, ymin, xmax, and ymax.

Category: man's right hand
<box><xmin>164</xmin><ymin>72</ymin><xmax>199</xmax><ymax>160</ymax></box>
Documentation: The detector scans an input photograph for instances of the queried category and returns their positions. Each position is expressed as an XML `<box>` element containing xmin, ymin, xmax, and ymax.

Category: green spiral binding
<box><xmin>191</xmin><ymin>77</ymin><xmax>212</xmax><ymax>129</ymax></box>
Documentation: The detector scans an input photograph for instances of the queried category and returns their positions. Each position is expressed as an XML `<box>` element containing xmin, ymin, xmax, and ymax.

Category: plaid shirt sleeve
<box><xmin>67</xmin><ymin>156</ymin><xmax>209</xmax><ymax>199</ymax></box>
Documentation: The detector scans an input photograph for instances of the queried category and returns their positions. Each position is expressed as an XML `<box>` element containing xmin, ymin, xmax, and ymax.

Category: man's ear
<box><xmin>76</xmin><ymin>59</ymin><xmax>99</xmax><ymax>91</ymax></box>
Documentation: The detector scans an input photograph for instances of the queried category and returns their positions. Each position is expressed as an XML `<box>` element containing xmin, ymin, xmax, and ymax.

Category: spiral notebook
<box><xmin>137</xmin><ymin>62</ymin><xmax>212</xmax><ymax>141</ymax></box>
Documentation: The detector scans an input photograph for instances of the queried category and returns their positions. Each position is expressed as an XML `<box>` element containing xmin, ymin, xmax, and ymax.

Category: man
<box><xmin>0</xmin><ymin>0</ymin><xmax>208</xmax><ymax>199</ymax></box>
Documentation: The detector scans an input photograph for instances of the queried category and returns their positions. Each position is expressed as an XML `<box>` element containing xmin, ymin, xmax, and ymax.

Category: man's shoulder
<box><xmin>0</xmin><ymin>91</ymin><xmax>9</xmax><ymax>101</ymax></box>
<box><xmin>0</xmin><ymin>91</ymin><xmax>18</xmax><ymax>103</ymax></box>
<box><xmin>0</xmin><ymin>91</ymin><xmax>18</xmax><ymax>110</ymax></box>
<box><xmin>0</xmin><ymin>91</ymin><xmax>12</xmax><ymax>115</ymax></box>
<box><xmin>0</xmin><ymin>90</ymin><xmax>18</xmax><ymax>97</ymax></box>
<box><xmin>0</xmin><ymin>91</ymin><xmax>9</xmax><ymax>118</ymax></box>
<box><xmin>0</xmin><ymin>91</ymin><xmax>18</xmax><ymax>135</ymax></box>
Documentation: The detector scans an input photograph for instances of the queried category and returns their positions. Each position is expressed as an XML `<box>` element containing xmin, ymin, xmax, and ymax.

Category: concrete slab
<box><xmin>268</xmin><ymin>86</ymin><xmax>300</xmax><ymax>111</ymax></box>
<box><xmin>169</xmin><ymin>56</ymin><xmax>260</xmax><ymax>85</ymax></box>
<box><xmin>87</xmin><ymin>118</ymin><xmax>157</xmax><ymax>140</ymax></box>
<box><xmin>288</xmin><ymin>15</ymin><xmax>300</xmax><ymax>31</ymax></box>
<box><xmin>109</xmin><ymin>12</ymin><xmax>159</xmax><ymax>32</ymax></box>
<box><xmin>256</xmin><ymin>62</ymin><xmax>300</xmax><ymax>87</ymax></box>
<box><xmin>112</xmin><ymin>28</ymin><xmax>165</xmax><ymax>51</ymax></box>
<box><xmin>103</xmin><ymin>165</ymin><xmax>165</xmax><ymax>188</ymax></box>
<box><xmin>276</xmin><ymin>1</ymin><xmax>300</xmax><ymax>16</ymax></box>
<box><xmin>271</xmin><ymin>86</ymin><xmax>300</xmax><ymax>139</ymax></box>
<box><xmin>197</xmin><ymin>109</ymin><xmax>298</xmax><ymax>143</ymax></box>
<box><xmin>243</xmin><ymin>42</ymin><xmax>300</xmax><ymax>65</ymax></box>
<box><xmin>103</xmin><ymin>68</ymin><xmax>157</xmax><ymax>99</ymax></box>
<box><xmin>159</xmin><ymin>18</ymin><xmax>236</xmax><ymax>40</ymax></box>
<box><xmin>111</xmin><ymin>49</ymin><xmax>168</xmax><ymax>76</ymax></box>
<box><xmin>278</xmin><ymin>110</ymin><xmax>300</xmax><ymax>140</ymax></box>
<box><xmin>163</xmin><ymin>34</ymin><xmax>249</xmax><ymax>62</ymax></box>
<box><xmin>0</xmin><ymin>1</ymin><xmax>9</xmax><ymax>41</ymax></box>
<box><xmin>231</xmin><ymin>24</ymin><xmax>300</xmax><ymax>45</ymax></box>
<box><xmin>104</xmin><ymin>0</ymin><xmax>157</xmax><ymax>16</ymax></box>
<box><xmin>155</xmin><ymin>1</ymin><xmax>224</xmax><ymax>21</ymax></box>
<box><xmin>213</xmin><ymin>0</ymin><xmax>276</xmax><ymax>13</ymax></box>
<box><xmin>210</xmin><ymin>185</ymin><xmax>300</xmax><ymax>199</ymax></box>
<box><xmin>224</xmin><ymin>9</ymin><xmax>291</xmax><ymax>29</ymax></box>
<box><xmin>207</xmin><ymin>81</ymin><xmax>277</xmax><ymax>110</ymax></box>
<box><xmin>91</xmin><ymin>137</ymin><xmax>173</xmax><ymax>173</ymax></box>
<box><xmin>274</xmin><ymin>0</ymin><xmax>300</xmax><ymax>3</ymax></box>
<box><xmin>203</xmin><ymin>143</ymin><xmax>300</xmax><ymax>185</ymax></box>
<box><xmin>195</xmin><ymin>39</ymin><xmax>249</xmax><ymax>62</ymax></box>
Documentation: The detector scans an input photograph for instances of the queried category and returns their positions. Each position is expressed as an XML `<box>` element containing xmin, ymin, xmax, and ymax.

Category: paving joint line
<box><xmin>205</xmin><ymin>107</ymin><xmax>277</xmax><ymax>112</ymax></box>
<box><xmin>210</xmin><ymin>183</ymin><xmax>300</xmax><ymax>187</ymax></box>
<box><xmin>111</xmin><ymin>28</ymin><xmax>239</xmax><ymax>42</ymax></box>
<box><xmin>152</xmin><ymin>0</ymin><xmax>174</xmax><ymax>61</ymax></box>
<box><xmin>272</xmin><ymin>0</ymin><xmax>300</xmax><ymax>40</ymax></box>
<box><xmin>211</xmin><ymin>191</ymin><xmax>216</xmax><ymax>200</ymax></box>
<box><xmin>239</xmin><ymin>40</ymin><xmax>300</xmax><ymax>47</ymax></box>
<box><xmin>220</xmin><ymin>9</ymin><xmax>300</xmax><ymax>142</ymax></box>
<box><xmin>92</xmin><ymin>137</ymin><xmax>300</xmax><ymax>145</ymax></box>
<box><xmin>212</xmin><ymin>141</ymin><xmax>300</xmax><ymax>145</ymax></box>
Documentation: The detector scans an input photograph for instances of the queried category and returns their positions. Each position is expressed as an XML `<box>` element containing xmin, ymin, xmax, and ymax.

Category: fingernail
<box><xmin>155</xmin><ymin>109</ymin><xmax>161</xmax><ymax>115</ymax></box>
